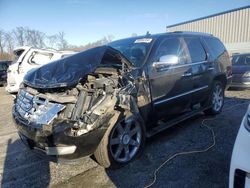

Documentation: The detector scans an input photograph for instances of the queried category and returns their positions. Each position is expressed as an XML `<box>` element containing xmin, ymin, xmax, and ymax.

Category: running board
<box><xmin>146</xmin><ymin>107</ymin><xmax>210</xmax><ymax>137</ymax></box>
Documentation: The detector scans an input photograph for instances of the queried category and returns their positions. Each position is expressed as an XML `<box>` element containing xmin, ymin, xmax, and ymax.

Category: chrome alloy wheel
<box><xmin>212</xmin><ymin>84</ymin><xmax>224</xmax><ymax>112</ymax></box>
<box><xmin>109</xmin><ymin>117</ymin><xmax>142</xmax><ymax>163</ymax></box>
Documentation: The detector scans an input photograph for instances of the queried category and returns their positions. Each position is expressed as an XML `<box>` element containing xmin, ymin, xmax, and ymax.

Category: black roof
<box><xmin>113</xmin><ymin>31</ymin><xmax>213</xmax><ymax>43</ymax></box>
<box><xmin>167</xmin><ymin>5</ymin><xmax>250</xmax><ymax>28</ymax></box>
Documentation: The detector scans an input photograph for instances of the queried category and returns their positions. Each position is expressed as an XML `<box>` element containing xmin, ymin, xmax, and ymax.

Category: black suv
<box><xmin>13</xmin><ymin>32</ymin><xmax>232</xmax><ymax>168</ymax></box>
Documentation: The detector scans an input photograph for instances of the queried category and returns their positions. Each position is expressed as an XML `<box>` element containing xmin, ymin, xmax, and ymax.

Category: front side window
<box><xmin>184</xmin><ymin>37</ymin><xmax>207</xmax><ymax>63</ymax></box>
<box><xmin>154</xmin><ymin>37</ymin><xmax>188</xmax><ymax>64</ymax></box>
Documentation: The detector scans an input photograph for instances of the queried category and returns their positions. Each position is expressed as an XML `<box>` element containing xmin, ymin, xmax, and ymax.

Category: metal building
<box><xmin>167</xmin><ymin>6</ymin><xmax>250</xmax><ymax>54</ymax></box>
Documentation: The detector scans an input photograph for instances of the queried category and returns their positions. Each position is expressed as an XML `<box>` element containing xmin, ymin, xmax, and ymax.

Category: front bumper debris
<box><xmin>14</xmin><ymin>108</ymin><xmax>107</xmax><ymax>161</ymax></box>
<box><xmin>16</xmin><ymin>89</ymin><xmax>65</xmax><ymax>126</ymax></box>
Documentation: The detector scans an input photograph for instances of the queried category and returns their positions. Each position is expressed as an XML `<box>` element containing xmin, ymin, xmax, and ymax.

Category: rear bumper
<box><xmin>230</xmin><ymin>82</ymin><xmax>250</xmax><ymax>88</ymax></box>
<box><xmin>230</xmin><ymin>75</ymin><xmax>250</xmax><ymax>88</ymax></box>
<box><xmin>12</xmin><ymin>106</ymin><xmax>107</xmax><ymax>162</ymax></box>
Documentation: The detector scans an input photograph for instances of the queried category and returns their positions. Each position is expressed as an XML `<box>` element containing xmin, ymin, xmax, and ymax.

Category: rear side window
<box><xmin>28</xmin><ymin>51</ymin><xmax>53</xmax><ymax>65</ymax></box>
<box><xmin>154</xmin><ymin>37</ymin><xmax>188</xmax><ymax>64</ymax></box>
<box><xmin>204</xmin><ymin>37</ymin><xmax>226</xmax><ymax>58</ymax></box>
<box><xmin>184</xmin><ymin>37</ymin><xmax>207</xmax><ymax>63</ymax></box>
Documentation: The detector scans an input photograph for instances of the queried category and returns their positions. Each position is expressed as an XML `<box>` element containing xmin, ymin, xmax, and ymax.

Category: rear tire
<box><xmin>204</xmin><ymin>81</ymin><xmax>224</xmax><ymax>115</ymax></box>
<box><xmin>94</xmin><ymin>112</ymin><xmax>145</xmax><ymax>169</ymax></box>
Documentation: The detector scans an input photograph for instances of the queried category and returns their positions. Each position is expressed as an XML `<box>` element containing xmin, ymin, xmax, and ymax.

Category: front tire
<box><xmin>204</xmin><ymin>81</ymin><xmax>224</xmax><ymax>115</ymax></box>
<box><xmin>94</xmin><ymin>112</ymin><xmax>145</xmax><ymax>168</ymax></box>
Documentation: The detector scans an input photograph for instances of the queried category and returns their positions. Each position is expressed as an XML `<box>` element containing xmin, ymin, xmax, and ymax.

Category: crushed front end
<box><xmin>13</xmin><ymin>71</ymin><xmax>140</xmax><ymax>162</ymax></box>
<box><xmin>12</xmin><ymin>46</ymin><xmax>151</xmax><ymax>162</ymax></box>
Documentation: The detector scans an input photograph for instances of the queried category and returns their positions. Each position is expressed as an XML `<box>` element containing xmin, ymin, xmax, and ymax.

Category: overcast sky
<box><xmin>0</xmin><ymin>0</ymin><xmax>249</xmax><ymax>45</ymax></box>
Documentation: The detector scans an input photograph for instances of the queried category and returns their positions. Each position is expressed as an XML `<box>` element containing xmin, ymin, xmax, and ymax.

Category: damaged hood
<box><xmin>24</xmin><ymin>46</ymin><xmax>129</xmax><ymax>89</ymax></box>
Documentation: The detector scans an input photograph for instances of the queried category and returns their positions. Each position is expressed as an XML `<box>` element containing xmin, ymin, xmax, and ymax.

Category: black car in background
<box><xmin>0</xmin><ymin>61</ymin><xmax>12</xmax><ymax>86</ymax></box>
<box><xmin>12</xmin><ymin>32</ymin><xmax>232</xmax><ymax>168</ymax></box>
<box><xmin>231</xmin><ymin>53</ymin><xmax>250</xmax><ymax>88</ymax></box>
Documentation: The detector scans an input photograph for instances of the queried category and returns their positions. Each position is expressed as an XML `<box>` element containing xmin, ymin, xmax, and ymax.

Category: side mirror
<box><xmin>153</xmin><ymin>55</ymin><xmax>179</xmax><ymax>70</ymax></box>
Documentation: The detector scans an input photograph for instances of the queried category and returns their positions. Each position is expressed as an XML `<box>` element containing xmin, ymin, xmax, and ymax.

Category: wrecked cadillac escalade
<box><xmin>12</xmin><ymin>32</ymin><xmax>232</xmax><ymax>168</ymax></box>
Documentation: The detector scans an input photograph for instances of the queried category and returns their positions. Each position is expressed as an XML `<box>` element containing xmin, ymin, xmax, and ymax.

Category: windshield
<box><xmin>109</xmin><ymin>37</ymin><xmax>153</xmax><ymax>67</ymax></box>
<box><xmin>232</xmin><ymin>54</ymin><xmax>250</xmax><ymax>66</ymax></box>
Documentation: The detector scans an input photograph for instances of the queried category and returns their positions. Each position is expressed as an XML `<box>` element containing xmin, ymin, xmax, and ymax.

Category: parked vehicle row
<box><xmin>12</xmin><ymin>31</ymin><xmax>232</xmax><ymax>168</ymax></box>
<box><xmin>6</xmin><ymin>46</ymin><xmax>75</xmax><ymax>93</ymax></box>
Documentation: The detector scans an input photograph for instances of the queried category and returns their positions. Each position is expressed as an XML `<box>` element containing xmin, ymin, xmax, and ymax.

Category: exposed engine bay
<box><xmin>16</xmin><ymin>64</ymin><xmax>140</xmax><ymax>137</ymax></box>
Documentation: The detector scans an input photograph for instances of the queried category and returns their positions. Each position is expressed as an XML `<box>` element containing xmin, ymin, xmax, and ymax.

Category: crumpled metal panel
<box><xmin>23</xmin><ymin>46</ymin><xmax>127</xmax><ymax>89</ymax></box>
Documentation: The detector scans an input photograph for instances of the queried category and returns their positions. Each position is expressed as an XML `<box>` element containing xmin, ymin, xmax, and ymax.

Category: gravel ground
<box><xmin>0</xmin><ymin>87</ymin><xmax>249</xmax><ymax>188</ymax></box>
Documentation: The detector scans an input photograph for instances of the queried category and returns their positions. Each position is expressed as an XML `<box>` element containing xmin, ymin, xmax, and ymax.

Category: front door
<box><xmin>148</xmin><ymin>36</ymin><xmax>193</xmax><ymax>119</ymax></box>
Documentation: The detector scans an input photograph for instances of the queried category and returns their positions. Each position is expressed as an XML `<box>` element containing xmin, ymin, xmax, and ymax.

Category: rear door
<box><xmin>148</xmin><ymin>36</ymin><xmax>193</xmax><ymax>118</ymax></box>
<box><xmin>184</xmin><ymin>36</ymin><xmax>210</xmax><ymax>105</ymax></box>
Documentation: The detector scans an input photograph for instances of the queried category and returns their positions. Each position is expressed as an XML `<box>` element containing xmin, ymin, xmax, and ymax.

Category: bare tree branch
<box><xmin>56</xmin><ymin>31</ymin><xmax>68</xmax><ymax>50</ymax></box>
<box><xmin>13</xmin><ymin>27</ymin><xmax>26</xmax><ymax>46</ymax></box>
<box><xmin>4</xmin><ymin>32</ymin><xmax>14</xmax><ymax>53</ymax></box>
<box><xmin>0</xmin><ymin>30</ymin><xmax>6</xmax><ymax>53</ymax></box>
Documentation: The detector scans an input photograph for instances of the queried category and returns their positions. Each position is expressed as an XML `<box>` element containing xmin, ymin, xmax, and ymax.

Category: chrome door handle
<box><xmin>182</xmin><ymin>72</ymin><xmax>192</xmax><ymax>77</ymax></box>
<box><xmin>208</xmin><ymin>67</ymin><xmax>214</xmax><ymax>70</ymax></box>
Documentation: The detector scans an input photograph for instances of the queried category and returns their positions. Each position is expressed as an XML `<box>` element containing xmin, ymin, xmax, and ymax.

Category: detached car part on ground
<box><xmin>6</xmin><ymin>46</ymin><xmax>75</xmax><ymax>93</ymax></box>
<box><xmin>13</xmin><ymin>32</ymin><xmax>232</xmax><ymax>168</ymax></box>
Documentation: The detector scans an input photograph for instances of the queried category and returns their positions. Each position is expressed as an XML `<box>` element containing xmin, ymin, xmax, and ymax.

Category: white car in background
<box><xmin>6</xmin><ymin>46</ymin><xmax>75</xmax><ymax>93</ymax></box>
<box><xmin>230</xmin><ymin>104</ymin><xmax>250</xmax><ymax>188</ymax></box>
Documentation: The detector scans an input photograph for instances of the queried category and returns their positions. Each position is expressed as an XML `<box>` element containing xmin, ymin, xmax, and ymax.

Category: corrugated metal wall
<box><xmin>167</xmin><ymin>7</ymin><xmax>250</xmax><ymax>54</ymax></box>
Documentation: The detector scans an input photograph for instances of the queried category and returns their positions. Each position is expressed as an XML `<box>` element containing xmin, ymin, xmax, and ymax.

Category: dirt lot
<box><xmin>0</xmin><ymin>87</ymin><xmax>249</xmax><ymax>188</ymax></box>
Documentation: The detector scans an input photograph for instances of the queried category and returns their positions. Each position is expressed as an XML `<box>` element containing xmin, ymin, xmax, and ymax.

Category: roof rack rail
<box><xmin>171</xmin><ymin>31</ymin><xmax>213</xmax><ymax>36</ymax></box>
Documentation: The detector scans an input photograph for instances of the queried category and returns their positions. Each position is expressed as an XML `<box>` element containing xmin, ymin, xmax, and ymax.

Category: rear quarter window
<box><xmin>203</xmin><ymin>37</ymin><xmax>226</xmax><ymax>59</ymax></box>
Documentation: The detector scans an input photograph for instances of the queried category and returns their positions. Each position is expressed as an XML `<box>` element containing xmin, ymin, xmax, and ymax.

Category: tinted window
<box><xmin>185</xmin><ymin>37</ymin><xmax>206</xmax><ymax>62</ymax></box>
<box><xmin>232</xmin><ymin>54</ymin><xmax>250</xmax><ymax>65</ymax></box>
<box><xmin>204</xmin><ymin>37</ymin><xmax>226</xmax><ymax>58</ymax></box>
<box><xmin>154</xmin><ymin>37</ymin><xmax>188</xmax><ymax>64</ymax></box>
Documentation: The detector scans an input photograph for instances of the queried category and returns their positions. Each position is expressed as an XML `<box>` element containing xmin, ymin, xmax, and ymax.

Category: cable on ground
<box><xmin>144</xmin><ymin>99</ymin><xmax>249</xmax><ymax>188</ymax></box>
